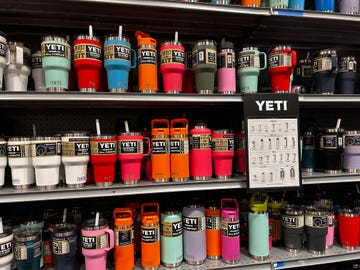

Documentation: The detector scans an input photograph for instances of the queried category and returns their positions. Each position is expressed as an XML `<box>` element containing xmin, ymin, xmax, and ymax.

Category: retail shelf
<box><xmin>298</xmin><ymin>94</ymin><xmax>360</xmax><ymax>108</ymax></box>
<box><xmin>2</xmin><ymin>1</ymin><xmax>360</xmax><ymax>46</ymax></box>
<box><xmin>0</xmin><ymin>92</ymin><xmax>243</xmax><ymax>109</ymax></box>
<box><xmin>302</xmin><ymin>171</ymin><xmax>360</xmax><ymax>185</ymax></box>
<box><xmin>0</xmin><ymin>178</ymin><xmax>246</xmax><ymax>203</ymax></box>
<box><xmin>131</xmin><ymin>244</ymin><xmax>360</xmax><ymax>270</ymax></box>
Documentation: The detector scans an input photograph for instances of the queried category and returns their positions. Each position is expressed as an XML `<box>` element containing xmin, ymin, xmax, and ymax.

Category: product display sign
<box><xmin>243</xmin><ymin>93</ymin><xmax>301</xmax><ymax>191</ymax></box>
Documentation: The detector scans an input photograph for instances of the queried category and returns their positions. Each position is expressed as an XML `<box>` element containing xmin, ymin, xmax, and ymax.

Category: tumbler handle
<box><xmin>143</xmin><ymin>137</ymin><xmax>151</xmax><ymax>157</ymax></box>
<box><xmin>131</xmin><ymin>49</ymin><xmax>137</xmax><ymax>69</ymax></box>
<box><xmin>221</xmin><ymin>198</ymin><xmax>239</xmax><ymax>210</ymax></box>
<box><xmin>271</xmin><ymin>218</ymin><xmax>279</xmax><ymax>241</ymax></box>
<box><xmin>26</xmin><ymin>241</ymin><xmax>35</xmax><ymax>264</ymax></box>
<box><xmin>5</xmin><ymin>45</ymin><xmax>10</xmax><ymax>66</ymax></box>
<box><xmin>331</xmin><ymin>51</ymin><xmax>337</xmax><ymax>73</ymax></box>
<box><xmin>291</xmin><ymin>50</ymin><xmax>297</xmax><ymax>69</ymax></box>
<box><xmin>68</xmin><ymin>237</ymin><xmax>77</xmax><ymax>257</ymax></box>
<box><xmin>170</xmin><ymin>118</ymin><xmax>188</xmax><ymax>129</ymax></box>
<box><xmin>259</xmin><ymin>52</ymin><xmax>267</xmax><ymax>71</ymax></box>
<box><xmin>151</xmin><ymin>119</ymin><xmax>169</xmax><ymax>129</ymax></box>
<box><xmin>113</xmin><ymin>207</ymin><xmax>133</xmax><ymax>221</ymax></box>
<box><xmin>104</xmin><ymin>228</ymin><xmax>114</xmax><ymax>251</ymax></box>
<box><xmin>141</xmin><ymin>202</ymin><xmax>160</xmax><ymax>216</ymax></box>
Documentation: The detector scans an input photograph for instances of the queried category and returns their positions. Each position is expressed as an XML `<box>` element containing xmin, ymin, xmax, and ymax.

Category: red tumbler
<box><xmin>338</xmin><ymin>209</ymin><xmax>360</xmax><ymax>249</ymax></box>
<box><xmin>90</xmin><ymin>135</ymin><xmax>117</xmax><ymax>186</ymax></box>
<box><xmin>74</xmin><ymin>34</ymin><xmax>102</xmax><ymax>92</ymax></box>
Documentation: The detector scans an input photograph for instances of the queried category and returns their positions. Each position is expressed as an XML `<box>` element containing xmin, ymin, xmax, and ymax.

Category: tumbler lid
<box><xmin>345</xmin><ymin>130</ymin><xmax>360</xmax><ymax>135</ymax></box>
<box><xmin>15</xmin><ymin>228</ymin><xmax>41</xmax><ymax>242</ymax></box>
<box><xmin>339</xmin><ymin>208</ymin><xmax>359</xmax><ymax>217</ymax></box>
<box><xmin>32</xmin><ymin>51</ymin><xmax>42</xmax><ymax>57</ymax></box>
<box><xmin>193</xmin><ymin>39</ymin><xmax>217</xmax><ymax>48</ymax></box>
<box><xmin>324</xmin><ymin>128</ymin><xmax>344</xmax><ymax>133</ymax></box>
<box><xmin>119</xmin><ymin>131</ymin><xmax>141</xmax><ymax>136</ymax></box>
<box><xmin>62</xmin><ymin>131</ymin><xmax>89</xmax><ymax>137</ymax></box>
<box><xmin>53</xmin><ymin>223</ymin><xmax>77</xmax><ymax>238</ymax></box>
<box><xmin>299</xmin><ymin>59</ymin><xmax>312</xmax><ymax>64</ymax></box>
<box><xmin>241</xmin><ymin>46</ymin><xmax>259</xmax><ymax>52</ymax></box>
<box><xmin>219</xmin><ymin>37</ymin><xmax>234</xmax><ymax>50</ymax></box>
<box><xmin>42</xmin><ymin>35</ymin><xmax>68</xmax><ymax>43</ymax></box>
<box><xmin>76</xmin><ymin>34</ymin><xmax>100</xmax><ymax>42</ymax></box>
<box><xmin>0</xmin><ymin>230</ymin><xmax>13</xmax><ymax>239</ymax></box>
<box><xmin>186</xmin><ymin>198</ymin><xmax>203</xmax><ymax>208</ymax></box>
<box><xmin>32</xmin><ymin>136</ymin><xmax>60</xmax><ymax>141</ymax></box>
<box><xmin>7</xmin><ymin>136</ymin><xmax>31</xmax><ymax>142</ymax></box>
<box><xmin>305</xmin><ymin>207</ymin><xmax>328</xmax><ymax>216</ymax></box>
<box><xmin>302</xmin><ymin>131</ymin><xmax>314</xmax><ymax>136</ymax></box>
<box><xmin>318</xmin><ymin>49</ymin><xmax>336</xmax><ymax>56</ymax></box>
<box><xmin>162</xmin><ymin>40</ymin><xmax>182</xmax><ymax>46</ymax></box>
<box><xmin>341</xmin><ymin>56</ymin><xmax>356</xmax><ymax>62</ymax></box>
<box><xmin>90</xmin><ymin>135</ymin><xmax>116</xmax><ymax>140</ymax></box>
<box><xmin>82</xmin><ymin>218</ymin><xmax>108</xmax><ymax>230</ymax></box>
<box><xmin>281</xmin><ymin>206</ymin><xmax>304</xmax><ymax>216</ymax></box>
<box><xmin>273</xmin><ymin>45</ymin><xmax>292</xmax><ymax>51</ymax></box>
<box><xmin>212</xmin><ymin>129</ymin><xmax>233</xmax><ymax>135</ymax></box>
<box><xmin>162</xmin><ymin>202</ymin><xmax>181</xmax><ymax>215</ymax></box>
<box><xmin>193</xmin><ymin>120</ymin><xmax>208</xmax><ymax>129</ymax></box>
<box><xmin>105</xmin><ymin>34</ymin><xmax>129</xmax><ymax>43</ymax></box>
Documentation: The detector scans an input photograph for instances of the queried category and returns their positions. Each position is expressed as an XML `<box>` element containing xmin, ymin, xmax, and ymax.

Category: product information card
<box><xmin>243</xmin><ymin>93</ymin><xmax>301</xmax><ymax>191</ymax></box>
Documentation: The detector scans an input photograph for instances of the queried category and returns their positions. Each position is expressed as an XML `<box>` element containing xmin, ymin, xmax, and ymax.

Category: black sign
<box><xmin>243</xmin><ymin>93</ymin><xmax>301</xmax><ymax>191</ymax></box>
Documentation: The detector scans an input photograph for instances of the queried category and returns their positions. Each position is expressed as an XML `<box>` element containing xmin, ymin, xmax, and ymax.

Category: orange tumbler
<box><xmin>242</xmin><ymin>0</ymin><xmax>261</xmax><ymax>6</ymax></box>
<box><xmin>141</xmin><ymin>202</ymin><xmax>160</xmax><ymax>269</ymax></box>
<box><xmin>151</xmin><ymin>119</ymin><xmax>170</xmax><ymax>182</ymax></box>
<box><xmin>135</xmin><ymin>31</ymin><xmax>158</xmax><ymax>93</ymax></box>
<box><xmin>206</xmin><ymin>204</ymin><xmax>222</xmax><ymax>259</ymax></box>
<box><xmin>113</xmin><ymin>208</ymin><xmax>135</xmax><ymax>270</ymax></box>
<box><xmin>170</xmin><ymin>118</ymin><xmax>189</xmax><ymax>182</ymax></box>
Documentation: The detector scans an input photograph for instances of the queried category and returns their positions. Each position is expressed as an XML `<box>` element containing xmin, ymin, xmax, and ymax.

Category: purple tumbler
<box><xmin>339</xmin><ymin>0</ymin><xmax>359</xmax><ymax>14</ymax></box>
<box><xmin>183</xmin><ymin>201</ymin><xmax>206</xmax><ymax>265</ymax></box>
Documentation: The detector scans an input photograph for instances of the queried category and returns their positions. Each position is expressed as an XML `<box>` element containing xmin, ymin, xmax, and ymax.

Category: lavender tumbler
<box><xmin>339</xmin><ymin>0</ymin><xmax>359</xmax><ymax>14</ymax></box>
<box><xmin>183</xmin><ymin>202</ymin><xmax>206</xmax><ymax>265</ymax></box>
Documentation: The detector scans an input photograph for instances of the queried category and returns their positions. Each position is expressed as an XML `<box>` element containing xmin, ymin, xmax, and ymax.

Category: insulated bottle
<box><xmin>304</xmin><ymin>207</ymin><xmax>328</xmax><ymax>255</ymax></box>
<box><xmin>302</xmin><ymin>131</ymin><xmax>316</xmax><ymax>172</ymax></box>
<box><xmin>289</xmin><ymin>0</ymin><xmax>304</xmax><ymax>10</ymax></box>
<box><xmin>343</xmin><ymin>130</ymin><xmax>360</xmax><ymax>173</ymax></box>
<box><xmin>248</xmin><ymin>193</ymin><xmax>269</xmax><ymax>260</ymax></box>
<box><xmin>217</xmin><ymin>38</ymin><xmax>236</xmax><ymax>94</ymax></box>
<box><xmin>31</xmin><ymin>51</ymin><xmax>46</xmax><ymax>92</ymax></box>
<box><xmin>314</xmin><ymin>0</ymin><xmax>335</xmax><ymax>12</ymax></box>
<box><xmin>182</xmin><ymin>201</ymin><xmax>206</xmax><ymax>265</ymax></box>
<box><xmin>0</xmin><ymin>32</ymin><xmax>9</xmax><ymax>90</ymax></box>
<box><xmin>294</xmin><ymin>58</ymin><xmax>312</xmax><ymax>94</ymax></box>
<box><xmin>338</xmin><ymin>209</ymin><xmax>360</xmax><ymax>249</ymax></box>
<box><xmin>14</xmin><ymin>229</ymin><xmax>41</xmax><ymax>270</ymax></box>
<box><xmin>0</xmin><ymin>139</ymin><xmax>6</xmax><ymax>188</ymax></box>
<box><xmin>221</xmin><ymin>198</ymin><xmax>240</xmax><ymax>264</ymax></box>
<box><xmin>141</xmin><ymin>203</ymin><xmax>160</xmax><ymax>269</ymax></box>
<box><xmin>270</xmin><ymin>0</ymin><xmax>289</xmax><ymax>8</ymax></box>
<box><xmin>205</xmin><ymin>203</ymin><xmax>221</xmax><ymax>259</ymax></box>
<box><xmin>0</xmin><ymin>228</ymin><xmax>13</xmax><ymax>270</ymax></box>
<box><xmin>113</xmin><ymin>208</ymin><xmax>134</xmax><ymax>270</ymax></box>
<box><xmin>212</xmin><ymin>129</ymin><xmax>234</xmax><ymax>179</ymax></box>
<box><xmin>281</xmin><ymin>206</ymin><xmax>304</xmax><ymax>253</ymax></box>
<box><xmin>135</xmin><ymin>31</ymin><xmax>158</xmax><ymax>93</ymax></box>
<box><xmin>339</xmin><ymin>0</ymin><xmax>359</xmax><ymax>14</ymax></box>
<box><xmin>160</xmin><ymin>206</ymin><xmax>183</xmax><ymax>267</ymax></box>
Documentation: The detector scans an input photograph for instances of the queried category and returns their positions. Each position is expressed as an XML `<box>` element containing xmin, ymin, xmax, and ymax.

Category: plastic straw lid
<box><xmin>89</xmin><ymin>25</ymin><xmax>93</xmax><ymax>37</ymax></box>
<box><xmin>32</xmin><ymin>124</ymin><xmax>37</xmax><ymax>137</ymax></box>
<box><xmin>119</xmin><ymin>25</ymin><xmax>123</xmax><ymax>37</ymax></box>
<box><xmin>95</xmin><ymin>212</ymin><xmax>100</xmax><ymax>226</ymax></box>
<box><xmin>335</xmin><ymin>118</ymin><xmax>341</xmax><ymax>131</ymax></box>
<box><xmin>175</xmin><ymin>31</ymin><xmax>178</xmax><ymax>43</ymax></box>
<box><xmin>96</xmin><ymin>119</ymin><xmax>101</xmax><ymax>136</ymax></box>
<box><xmin>62</xmin><ymin>208</ymin><xmax>67</xmax><ymax>224</ymax></box>
<box><xmin>125</xmin><ymin>121</ymin><xmax>129</xmax><ymax>133</ymax></box>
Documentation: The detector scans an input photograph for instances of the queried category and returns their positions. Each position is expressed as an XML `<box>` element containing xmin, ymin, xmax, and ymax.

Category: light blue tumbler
<box><xmin>41</xmin><ymin>36</ymin><xmax>71</xmax><ymax>91</ymax></box>
<box><xmin>289</xmin><ymin>0</ymin><xmax>305</xmax><ymax>10</ymax></box>
<box><xmin>104</xmin><ymin>34</ymin><xmax>137</xmax><ymax>93</ymax></box>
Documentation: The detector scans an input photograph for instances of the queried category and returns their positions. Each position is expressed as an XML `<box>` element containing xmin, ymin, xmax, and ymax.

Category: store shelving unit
<box><xmin>1</xmin><ymin>1</ymin><xmax>360</xmax><ymax>269</ymax></box>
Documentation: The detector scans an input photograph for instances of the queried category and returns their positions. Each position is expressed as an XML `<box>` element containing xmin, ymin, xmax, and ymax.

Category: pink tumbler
<box><xmin>217</xmin><ymin>37</ymin><xmax>236</xmax><ymax>94</ymax></box>
<box><xmin>117</xmin><ymin>132</ymin><xmax>150</xmax><ymax>184</ymax></box>
<box><xmin>189</xmin><ymin>122</ymin><xmax>212</xmax><ymax>180</ymax></box>
<box><xmin>212</xmin><ymin>130</ymin><xmax>235</xmax><ymax>179</ymax></box>
<box><xmin>221</xmin><ymin>198</ymin><xmax>240</xmax><ymax>264</ymax></box>
<box><xmin>160</xmin><ymin>33</ymin><xmax>185</xmax><ymax>93</ymax></box>
<box><xmin>81</xmin><ymin>217</ymin><xmax>114</xmax><ymax>270</ymax></box>
<box><xmin>326</xmin><ymin>212</ymin><xmax>335</xmax><ymax>248</ymax></box>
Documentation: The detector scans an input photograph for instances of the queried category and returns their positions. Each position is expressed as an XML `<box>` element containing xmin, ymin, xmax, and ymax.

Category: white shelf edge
<box><xmin>302</xmin><ymin>172</ymin><xmax>360</xmax><ymax>185</ymax></box>
<box><xmin>0</xmin><ymin>178</ymin><xmax>246</xmax><ymax>203</ymax></box>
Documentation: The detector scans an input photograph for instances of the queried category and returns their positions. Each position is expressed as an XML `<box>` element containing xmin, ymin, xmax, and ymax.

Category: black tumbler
<box><xmin>336</xmin><ymin>56</ymin><xmax>357</xmax><ymax>94</ymax></box>
<box><xmin>281</xmin><ymin>206</ymin><xmax>304</xmax><ymax>253</ymax></box>
<box><xmin>313</xmin><ymin>49</ymin><xmax>338</xmax><ymax>94</ymax></box>
<box><xmin>294</xmin><ymin>58</ymin><xmax>313</xmax><ymax>94</ymax></box>
<box><xmin>305</xmin><ymin>207</ymin><xmax>328</xmax><ymax>255</ymax></box>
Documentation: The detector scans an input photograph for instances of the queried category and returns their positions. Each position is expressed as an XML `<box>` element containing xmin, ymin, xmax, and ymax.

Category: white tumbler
<box><xmin>31</xmin><ymin>136</ymin><xmax>61</xmax><ymax>190</ymax></box>
<box><xmin>31</xmin><ymin>51</ymin><xmax>46</xmax><ymax>91</ymax></box>
<box><xmin>0</xmin><ymin>139</ymin><xmax>7</xmax><ymax>188</ymax></box>
<box><xmin>0</xmin><ymin>32</ymin><xmax>10</xmax><ymax>90</ymax></box>
<box><xmin>0</xmin><ymin>228</ymin><xmax>14</xmax><ymax>270</ymax></box>
<box><xmin>4</xmin><ymin>42</ymin><xmax>31</xmax><ymax>91</ymax></box>
<box><xmin>61</xmin><ymin>132</ymin><xmax>90</xmax><ymax>188</ymax></box>
<box><xmin>7</xmin><ymin>137</ymin><xmax>34</xmax><ymax>189</ymax></box>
